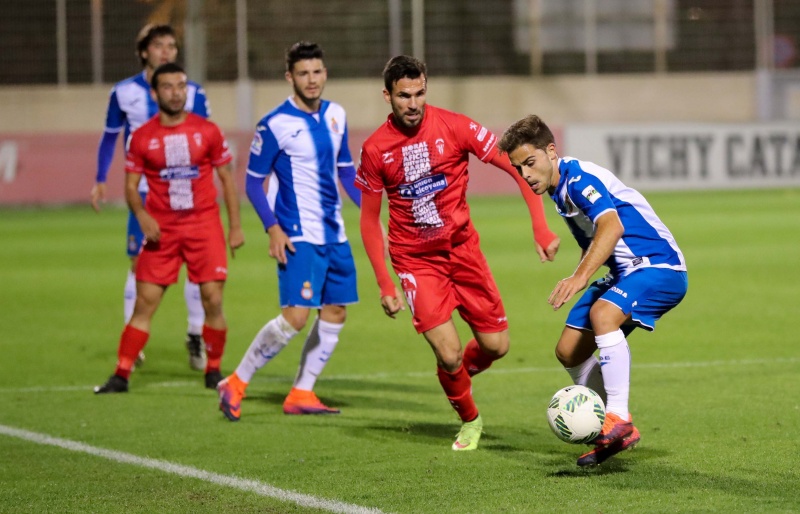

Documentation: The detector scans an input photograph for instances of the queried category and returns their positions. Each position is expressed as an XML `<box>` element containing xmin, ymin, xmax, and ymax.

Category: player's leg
<box><xmin>424</xmin><ymin>320</ymin><xmax>483</xmax><ymax>451</ymax></box>
<box><xmin>555</xmin><ymin>326</ymin><xmax>606</xmax><ymax>405</ymax></box>
<box><xmin>283</xmin><ymin>305</ymin><xmax>344</xmax><ymax>415</ymax></box>
<box><xmin>197</xmin><ymin>280</ymin><xmax>228</xmax><ymax>389</ymax></box>
<box><xmin>125</xmin><ymin>206</ymin><xmax>145</xmax><ymax>368</ymax></box>
<box><xmin>183</xmin><ymin>278</ymin><xmax>206</xmax><ymax>371</ymax></box>
<box><xmin>452</xmin><ymin>232</ymin><xmax>508</xmax><ymax>377</ymax></box>
<box><xmin>285</xmin><ymin>242</ymin><xmax>358</xmax><ymax>414</ymax></box>
<box><xmin>94</xmin><ymin>281</ymin><xmax>166</xmax><ymax>394</ymax></box>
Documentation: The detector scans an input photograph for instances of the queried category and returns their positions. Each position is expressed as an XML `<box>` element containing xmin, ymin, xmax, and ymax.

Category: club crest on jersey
<box><xmin>301</xmin><ymin>281</ymin><xmax>314</xmax><ymax>300</ymax></box>
<box><xmin>330</xmin><ymin>117</ymin><xmax>340</xmax><ymax>134</ymax></box>
<box><xmin>435</xmin><ymin>138</ymin><xmax>445</xmax><ymax>155</ymax></box>
<box><xmin>382</xmin><ymin>151</ymin><xmax>394</xmax><ymax>164</ymax></box>
<box><xmin>581</xmin><ymin>185</ymin><xmax>602</xmax><ymax>204</ymax></box>
<box><xmin>398</xmin><ymin>173</ymin><xmax>447</xmax><ymax>199</ymax></box>
<box><xmin>193</xmin><ymin>133</ymin><xmax>202</xmax><ymax>147</ymax></box>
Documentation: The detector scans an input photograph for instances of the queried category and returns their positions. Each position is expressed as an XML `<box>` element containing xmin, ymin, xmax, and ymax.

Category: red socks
<box><xmin>462</xmin><ymin>338</ymin><xmax>499</xmax><ymax>377</ymax></box>
<box><xmin>437</xmin><ymin>364</ymin><xmax>479</xmax><ymax>422</ymax></box>
<box><xmin>203</xmin><ymin>324</ymin><xmax>227</xmax><ymax>373</ymax></box>
<box><xmin>115</xmin><ymin>325</ymin><xmax>149</xmax><ymax>379</ymax></box>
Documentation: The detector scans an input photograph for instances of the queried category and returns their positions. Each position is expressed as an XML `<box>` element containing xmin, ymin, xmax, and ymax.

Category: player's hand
<box><xmin>548</xmin><ymin>274</ymin><xmax>588</xmax><ymax>310</ymax></box>
<box><xmin>267</xmin><ymin>224</ymin><xmax>294</xmax><ymax>265</ymax></box>
<box><xmin>90</xmin><ymin>183</ymin><xmax>107</xmax><ymax>213</ymax></box>
<box><xmin>380</xmin><ymin>288</ymin><xmax>406</xmax><ymax>318</ymax></box>
<box><xmin>139</xmin><ymin>213</ymin><xmax>161</xmax><ymax>244</ymax></box>
<box><xmin>535</xmin><ymin>235</ymin><xmax>560</xmax><ymax>263</ymax></box>
<box><xmin>228</xmin><ymin>227</ymin><xmax>245</xmax><ymax>258</ymax></box>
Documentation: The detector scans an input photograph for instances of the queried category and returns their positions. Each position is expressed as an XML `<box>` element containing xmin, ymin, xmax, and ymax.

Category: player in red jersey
<box><xmin>94</xmin><ymin>63</ymin><xmax>245</xmax><ymax>394</ymax></box>
<box><xmin>357</xmin><ymin>55</ymin><xmax>561</xmax><ymax>450</ymax></box>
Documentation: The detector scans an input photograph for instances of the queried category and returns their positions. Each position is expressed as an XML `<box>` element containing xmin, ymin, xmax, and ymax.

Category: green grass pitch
<box><xmin>0</xmin><ymin>188</ymin><xmax>798</xmax><ymax>513</ymax></box>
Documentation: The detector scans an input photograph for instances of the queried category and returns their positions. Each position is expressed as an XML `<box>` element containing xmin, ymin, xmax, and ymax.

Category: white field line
<box><xmin>0</xmin><ymin>356</ymin><xmax>797</xmax><ymax>394</ymax></box>
<box><xmin>0</xmin><ymin>424</ymin><xmax>386</xmax><ymax>514</ymax></box>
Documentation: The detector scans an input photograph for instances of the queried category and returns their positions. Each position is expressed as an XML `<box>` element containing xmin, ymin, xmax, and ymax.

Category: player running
<box><xmin>356</xmin><ymin>56</ymin><xmax>560</xmax><ymax>450</ymax></box>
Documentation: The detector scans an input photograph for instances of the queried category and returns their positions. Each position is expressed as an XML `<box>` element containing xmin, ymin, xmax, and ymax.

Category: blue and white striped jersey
<box><xmin>247</xmin><ymin>97</ymin><xmax>355</xmax><ymax>245</ymax></box>
<box><xmin>552</xmin><ymin>157</ymin><xmax>686</xmax><ymax>278</ymax></box>
<box><xmin>104</xmin><ymin>70</ymin><xmax>208</xmax><ymax>139</ymax></box>
<box><xmin>100</xmin><ymin>70</ymin><xmax>209</xmax><ymax>192</ymax></box>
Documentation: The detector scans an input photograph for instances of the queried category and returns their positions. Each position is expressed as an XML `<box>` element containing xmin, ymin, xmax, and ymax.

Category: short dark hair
<box><xmin>285</xmin><ymin>41</ymin><xmax>324</xmax><ymax>72</ymax></box>
<box><xmin>151</xmin><ymin>62</ymin><xmax>185</xmax><ymax>90</ymax></box>
<box><xmin>136</xmin><ymin>24</ymin><xmax>177</xmax><ymax>66</ymax></box>
<box><xmin>382</xmin><ymin>55</ymin><xmax>427</xmax><ymax>92</ymax></box>
<box><xmin>498</xmin><ymin>115</ymin><xmax>556</xmax><ymax>154</ymax></box>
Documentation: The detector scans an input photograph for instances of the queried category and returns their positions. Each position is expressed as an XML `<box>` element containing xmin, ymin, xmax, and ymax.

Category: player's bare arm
<box><xmin>124</xmin><ymin>172</ymin><xmax>160</xmax><ymax>243</ymax></box>
<box><xmin>215</xmin><ymin>163</ymin><xmax>245</xmax><ymax>257</ymax></box>
<box><xmin>548</xmin><ymin>211</ymin><xmax>623</xmax><ymax>310</ymax></box>
<box><xmin>266</xmin><ymin>224</ymin><xmax>294</xmax><ymax>265</ymax></box>
<box><xmin>90</xmin><ymin>182</ymin><xmax>107</xmax><ymax>213</ymax></box>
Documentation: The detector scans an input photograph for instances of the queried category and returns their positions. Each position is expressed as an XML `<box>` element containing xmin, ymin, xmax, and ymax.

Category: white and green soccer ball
<box><xmin>547</xmin><ymin>385</ymin><xmax>606</xmax><ymax>444</ymax></box>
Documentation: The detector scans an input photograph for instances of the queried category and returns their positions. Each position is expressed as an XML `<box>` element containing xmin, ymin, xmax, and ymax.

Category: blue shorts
<box><xmin>566</xmin><ymin>268</ymin><xmax>688</xmax><ymax>333</ymax></box>
<box><xmin>126</xmin><ymin>192</ymin><xmax>147</xmax><ymax>257</ymax></box>
<box><xmin>278</xmin><ymin>241</ymin><xmax>358</xmax><ymax>308</ymax></box>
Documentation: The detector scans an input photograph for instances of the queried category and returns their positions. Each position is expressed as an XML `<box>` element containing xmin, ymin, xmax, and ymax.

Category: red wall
<box><xmin>0</xmin><ymin>126</ymin><xmax>561</xmax><ymax>205</ymax></box>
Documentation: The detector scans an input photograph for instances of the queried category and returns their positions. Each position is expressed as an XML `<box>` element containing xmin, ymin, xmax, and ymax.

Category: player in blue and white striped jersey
<box><xmin>217</xmin><ymin>42</ymin><xmax>361</xmax><ymax>421</ymax></box>
<box><xmin>499</xmin><ymin>115</ymin><xmax>688</xmax><ymax>467</ymax></box>
<box><xmin>90</xmin><ymin>24</ymin><xmax>211</xmax><ymax>372</ymax></box>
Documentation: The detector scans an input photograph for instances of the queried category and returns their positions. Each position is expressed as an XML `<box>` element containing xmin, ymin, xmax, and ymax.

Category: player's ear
<box><xmin>382</xmin><ymin>88</ymin><xmax>391</xmax><ymax>104</ymax></box>
<box><xmin>546</xmin><ymin>143</ymin><xmax>558</xmax><ymax>159</ymax></box>
<box><xmin>284</xmin><ymin>70</ymin><xmax>293</xmax><ymax>84</ymax></box>
<box><xmin>150</xmin><ymin>88</ymin><xmax>157</xmax><ymax>103</ymax></box>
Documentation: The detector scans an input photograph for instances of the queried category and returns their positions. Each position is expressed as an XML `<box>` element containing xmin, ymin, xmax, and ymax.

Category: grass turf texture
<box><xmin>0</xmin><ymin>189</ymin><xmax>798</xmax><ymax>513</ymax></box>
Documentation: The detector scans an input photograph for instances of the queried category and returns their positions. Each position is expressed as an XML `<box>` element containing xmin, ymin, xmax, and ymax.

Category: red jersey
<box><xmin>125</xmin><ymin>113</ymin><xmax>232</xmax><ymax>224</ymax></box>
<box><xmin>356</xmin><ymin>105</ymin><xmax>502</xmax><ymax>253</ymax></box>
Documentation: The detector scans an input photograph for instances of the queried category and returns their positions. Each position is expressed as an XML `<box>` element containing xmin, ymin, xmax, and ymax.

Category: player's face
<box><xmin>153</xmin><ymin>72</ymin><xmax>188</xmax><ymax>116</ymax></box>
<box><xmin>142</xmin><ymin>35</ymin><xmax>178</xmax><ymax>70</ymax></box>
<box><xmin>384</xmin><ymin>76</ymin><xmax>427</xmax><ymax>129</ymax></box>
<box><xmin>287</xmin><ymin>58</ymin><xmax>327</xmax><ymax>109</ymax></box>
<box><xmin>507</xmin><ymin>143</ymin><xmax>559</xmax><ymax>195</ymax></box>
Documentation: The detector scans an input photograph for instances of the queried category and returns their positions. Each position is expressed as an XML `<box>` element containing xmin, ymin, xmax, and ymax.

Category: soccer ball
<box><xmin>546</xmin><ymin>385</ymin><xmax>606</xmax><ymax>444</ymax></box>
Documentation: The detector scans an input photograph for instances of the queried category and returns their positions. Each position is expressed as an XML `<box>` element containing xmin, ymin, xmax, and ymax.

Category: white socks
<box><xmin>123</xmin><ymin>270</ymin><xmax>136</xmax><ymax>323</ymax></box>
<box><xmin>565</xmin><ymin>355</ymin><xmax>607</xmax><ymax>405</ymax></box>
<box><xmin>184</xmin><ymin>280</ymin><xmax>204</xmax><ymax>336</ymax></box>
<box><xmin>595</xmin><ymin>329</ymin><xmax>631</xmax><ymax>418</ymax></box>
<box><xmin>235</xmin><ymin>315</ymin><xmax>298</xmax><ymax>383</ymax></box>
<box><xmin>293</xmin><ymin>318</ymin><xmax>343</xmax><ymax>391</ymax></box>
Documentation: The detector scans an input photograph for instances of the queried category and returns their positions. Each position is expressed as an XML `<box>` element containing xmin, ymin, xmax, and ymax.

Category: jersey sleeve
<box><xmin>192</xmin><ymin>85</ymin><xmax>211</xmax><ymax>118</ymax></box>
<box><xmin>566</xmin><ymin>171</ymin><xmax>616</xmax><ymax>222</ymax></box>
<box><xmin>337</xmin><ymin>121</ymin><xmax>355</xmax><ymax>167</ymax></box>
<box><xmin>246</xmin><ymin>121</ymin><xmax>280</xmax><ymax>178</ymax></box>
<box><xmin>355</xmin><ymin>145</ymin><xmax>384</xmax><ymax>195</ymax></box>
<box><xmin>124</xmin><ymin>132</ymin><xmax>145</xmax><ymax>175</ymax></box>
<box><xmin>453</xmin><ymin>112</ymin><xmax>499</xmax><ymax>162</ymax></box>
<box><xmin>104</xmin><ymin>87</ymin><xmax>126</xmax><ymax>132</ymax></box>
<box><xmin>208</xmin><ymin>123</ymin><xmax>233</xmax><ymax>166</ymax></box>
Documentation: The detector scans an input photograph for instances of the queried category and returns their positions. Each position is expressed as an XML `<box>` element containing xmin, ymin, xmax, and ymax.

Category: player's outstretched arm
<box><xmin>216</xmin><ymin>163</ymin><xmax>245</xmax><ymax>257</ymax></box>
<box><xmin>360</xmin><ymin>192</ymin><xmax>405</xmax><ymax>318</ymax></box>
<box><xmin>489</xmin><ymin>151</ymin><xmax>560</xmax><ymax>261</ymax></box>
<box><xmin>549</xmin><ymin>211</ymin><xmax>622</xmax><ymax>310</ymax></box>
<box><xmin>125</xmin><ymin>172</ymin><xmax>160</xmax><ymax>243</ymax></box>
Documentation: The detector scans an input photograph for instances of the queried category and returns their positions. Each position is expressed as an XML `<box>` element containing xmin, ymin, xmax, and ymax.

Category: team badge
<box><xmin>435</xmin><ymin>138</ymin><xmax>445</xmax><ymax>155</ymax></box>
<box><xmin>128</xmin><ymin>235</ymin><xmax>139</xmax><ymax>253</ymax></box>
<box><xmin>581</xmin><ymin>185</ymin><xmax>602</xmax><ymax>204</ymax></box>
<box><xmin>301</xmin><ymin>281</ymin><xmax>313</xmax><ymax>300</ymax></box>
<box><xmin>330</xmin><ymin>117</ymin><xmax>339</xmax><ymax>133</ymax></box>
<box><xmin>398</xmin><ymin>273</ymin><xmax>417</xmax><ymax>314</ymax></box>
<box><xmin>193</xmin><ymin>133</ymin><xmax>202</xmax><ymax>147</ymax></box>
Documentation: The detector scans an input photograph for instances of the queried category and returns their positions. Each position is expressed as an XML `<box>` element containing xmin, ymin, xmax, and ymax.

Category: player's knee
<box><xmin>281</xmin><ymin>308</ymin><xmax>311</xmax><ymax>331</ymax></box>
<box><xmin>589</xmin><ymin>302</ymin><xmax>624</xmax><ymax>335</ymax></box>
<box><xmin>555</xmin><ymin>343</ymin><xmax>581</xmax><ymax>368</ymax></box>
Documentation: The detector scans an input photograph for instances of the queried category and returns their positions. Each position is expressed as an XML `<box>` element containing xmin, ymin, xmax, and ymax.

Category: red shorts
<box><xmin>136</xmin><ymin>216</ymin><xmax>227</xmax><ymax>286</ymax></box>
<box><xmin>390</xmin><ymin>231</ymin><xmax>507</xmax><ymax>334</ymax></box>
